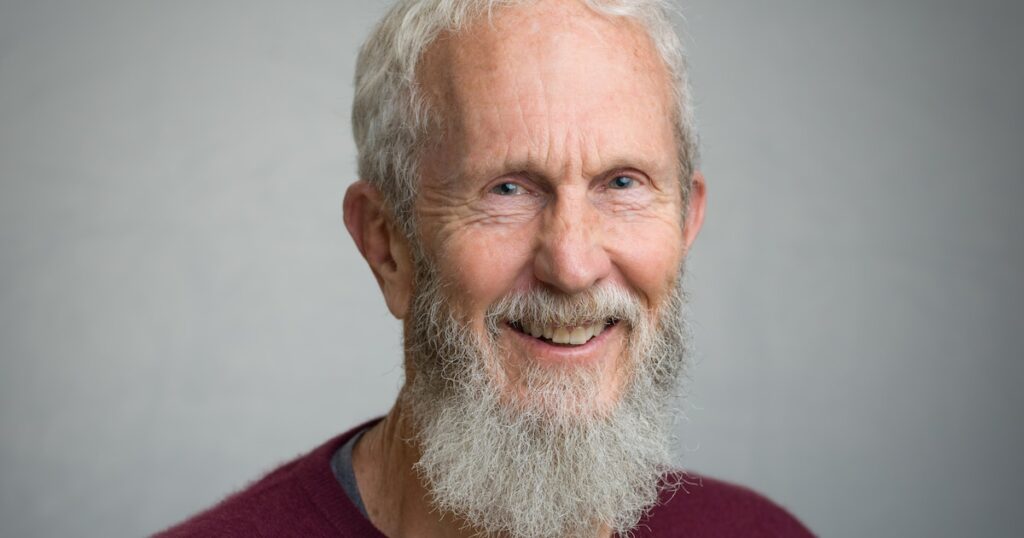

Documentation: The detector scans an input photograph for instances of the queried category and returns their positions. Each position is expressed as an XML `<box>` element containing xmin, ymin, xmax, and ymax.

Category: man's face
<box><xmin>411</xmin><ymin>0</ymin><xmax>689</xmax><ymax>411</ymax></box>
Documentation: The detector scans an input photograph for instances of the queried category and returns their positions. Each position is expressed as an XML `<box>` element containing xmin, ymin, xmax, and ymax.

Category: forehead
<box><xmin>417</xmin><ymin>0</ymin><xmax>677</xmax><ymax>178</ymax></box>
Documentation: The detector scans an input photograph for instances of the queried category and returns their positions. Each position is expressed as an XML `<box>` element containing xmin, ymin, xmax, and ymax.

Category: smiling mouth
<box><xmin>508</xmin><ymin>319</ymin><xmax>619</xmax><ymax>346</ymax></box>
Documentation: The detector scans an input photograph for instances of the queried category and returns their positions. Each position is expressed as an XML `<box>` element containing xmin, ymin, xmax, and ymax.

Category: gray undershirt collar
<box><xmin>330</xmin><ymin>427</ymin><xmax>369</xmax><ymax>518</ymax></box>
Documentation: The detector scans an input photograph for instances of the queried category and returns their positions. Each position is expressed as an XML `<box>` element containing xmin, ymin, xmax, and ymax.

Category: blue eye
<box><xmin>609</xmin><ymin>176</ymin><xmax>635</xmax><ymax>189</ymax></box>
<box><xmin>491</xmin><ymin>182</ymin><xmax>525</xmax><ymax>196</ymax></box>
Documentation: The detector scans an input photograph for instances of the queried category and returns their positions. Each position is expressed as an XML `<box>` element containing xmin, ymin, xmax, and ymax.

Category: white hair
<box><xmin>352</xmin><ymin>0</ymin><xmax>699</xmax><ymax>238</ymax></box>
<box><xmin>402</xmin><ymin>251</ymin><xmax>690</xmax><ymax>537</ymax></box>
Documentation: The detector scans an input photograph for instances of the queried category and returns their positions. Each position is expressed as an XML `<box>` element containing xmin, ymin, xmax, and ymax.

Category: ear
<box><xmin>343</xmin><ymin>180</ymin><xmax>414</xmax><ymax>319</ymax></box>
<box><xmin>683</xmin><ymin>170</ymin><xmax>707</xmax><ymax>251</ymax></box>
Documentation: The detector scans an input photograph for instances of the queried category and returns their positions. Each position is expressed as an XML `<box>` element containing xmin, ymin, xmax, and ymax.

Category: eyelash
<box><xmin>491</xmin><ymin>182</ymin><xmax>528</xmax><ymax>196</ymax></box>
<box><xmin>608</xmin><ymin>175</ymin><xmax>636</xmax><ymax>189</ymax></box>
<box><xmin>488</xmin><ymin>174</ymin><xmax>643</xmax><ymax>197</ymax></box>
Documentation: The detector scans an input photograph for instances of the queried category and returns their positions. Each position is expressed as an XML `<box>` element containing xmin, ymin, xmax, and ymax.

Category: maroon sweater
<box><xmin>156</xmin><ymin>420</ymin><xmax>813</xmax><ymax>537</ymax></box>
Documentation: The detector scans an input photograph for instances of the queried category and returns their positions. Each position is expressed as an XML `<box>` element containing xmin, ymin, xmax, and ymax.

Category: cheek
<box><xmin>435</xmin><ymin>224</ymin><xmax>537</xmax><ymax>323</ymax></box>
<box><xmin>606</xmin><ymin>218</ymin><xmax>684</xmax><ymax>301</ymax></box>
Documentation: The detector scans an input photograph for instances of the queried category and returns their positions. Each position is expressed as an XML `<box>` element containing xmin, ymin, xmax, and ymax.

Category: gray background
<box><xmin>1</xmin><ymin>0</ymin><xmax>1021</xmax><ymax>536</ymax></box>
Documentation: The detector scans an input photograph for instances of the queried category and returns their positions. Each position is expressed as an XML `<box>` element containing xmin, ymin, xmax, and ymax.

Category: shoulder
<box><xmin>153</xmin><ymin>456</ymin><xmax>316</xmax><ymax>537</ymax></box>
<box><xmin>153</xmin><ymin>419</ymin><xmax>383</xmax><ymax>537</ymax></box>
<box><xmin>634</xmin><ymin>472</ymin><xmax>815</xmax><ymax>537</ymax></box>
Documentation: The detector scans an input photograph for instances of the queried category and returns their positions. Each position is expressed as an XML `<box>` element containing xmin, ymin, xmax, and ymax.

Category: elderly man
<box><xmin>159</xmin><ymin>0</ymin><xmax>812</xmax><ymax>536</ymax></box>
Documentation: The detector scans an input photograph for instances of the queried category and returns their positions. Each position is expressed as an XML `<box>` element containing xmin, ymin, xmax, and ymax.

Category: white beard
<box><xmin>402</xmin><ymin>256</ymin><xmax>690</xmax><ymax>538</ymax></box>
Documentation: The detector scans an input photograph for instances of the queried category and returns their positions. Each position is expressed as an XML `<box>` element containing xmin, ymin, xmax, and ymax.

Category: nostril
<box><xmin>532</xmin><ymin>224</ymin><xmax>613</xmax><ymax>296</ymax></box>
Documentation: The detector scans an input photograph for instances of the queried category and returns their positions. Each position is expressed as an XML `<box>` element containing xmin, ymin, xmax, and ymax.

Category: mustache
<box><xmin>484</xmin><ymin>285</ymin><xmax>646</xmax><ymax>335</ymax></box>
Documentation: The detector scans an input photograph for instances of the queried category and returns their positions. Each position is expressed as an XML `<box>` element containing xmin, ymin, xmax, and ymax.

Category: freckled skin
<box><xmin>412</xmin><ymin>0</ymin><xmax>695</xmax><ymax>405</ymax></box>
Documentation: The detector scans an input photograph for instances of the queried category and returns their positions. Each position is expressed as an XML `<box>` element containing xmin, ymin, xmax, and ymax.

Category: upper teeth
<box><xmin>519</xmin><ymin>321</ymin><xmax>607</xmax><ymax>345</ymax></box>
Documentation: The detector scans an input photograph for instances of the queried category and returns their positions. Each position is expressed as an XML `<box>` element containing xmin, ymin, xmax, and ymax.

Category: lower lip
<box><xmin>505</xmin><ymin>322</ymin><xmax>622</xmax><ymax>365</ymax></box>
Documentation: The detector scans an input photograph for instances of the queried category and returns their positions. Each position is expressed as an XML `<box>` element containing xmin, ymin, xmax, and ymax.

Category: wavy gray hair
<box><xmin>352</xmin><ymin>0</ymin><xmax>699</xmax><ymax>238</ymax></box>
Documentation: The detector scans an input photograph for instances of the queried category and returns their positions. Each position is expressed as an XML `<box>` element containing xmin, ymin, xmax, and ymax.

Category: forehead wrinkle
<box><xmin>418</xmin><ymin>0</ymin><xmax>676</xmax><ymax>189</ymax></box>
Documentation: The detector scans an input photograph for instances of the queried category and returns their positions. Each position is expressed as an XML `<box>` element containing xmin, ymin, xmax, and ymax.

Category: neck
<box><xmin>351</xmin><ymin>395</ymin><xmax>613</xmax><ymax>538</ymax></box>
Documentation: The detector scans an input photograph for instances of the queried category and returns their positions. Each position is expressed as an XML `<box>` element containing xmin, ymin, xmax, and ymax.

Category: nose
<box><xmin>533</xmin><ymin>189</ymin><xmax>612</xmax><ymax>294</ymax></box>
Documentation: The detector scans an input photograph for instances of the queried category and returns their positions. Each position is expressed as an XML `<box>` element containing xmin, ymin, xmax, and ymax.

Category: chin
<box><xmin>494</xmin><ymin>360</ymin><xmax>627</xmax><ymax>423</ymax></box>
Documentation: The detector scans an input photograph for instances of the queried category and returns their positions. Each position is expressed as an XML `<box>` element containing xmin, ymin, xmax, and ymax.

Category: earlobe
<box><xmin>343</xmin><ymin>181</ymin><xmax>414</xmax><ymax>319</ymax></box>
<box><xmin>683</xmin><ymin>171</ymin><xmax>707</xmax><ymax>251</ymax></box>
